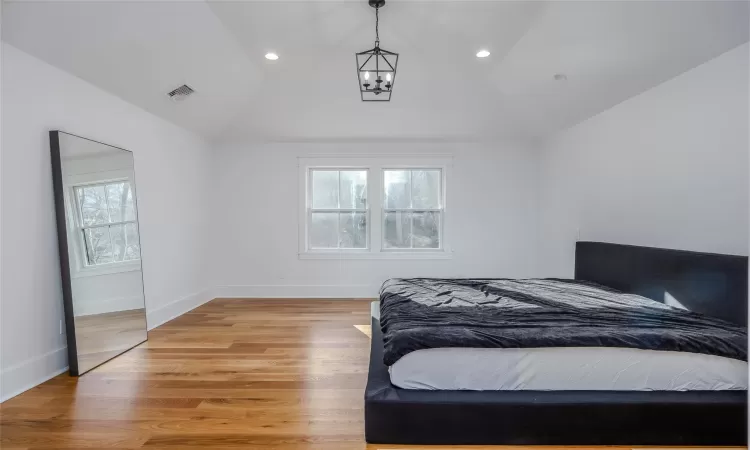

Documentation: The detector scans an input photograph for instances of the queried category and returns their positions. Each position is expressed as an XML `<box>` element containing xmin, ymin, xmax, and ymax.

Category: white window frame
<box><xmin>298</xmin><ymin>155</ymin><xmax>452</xmax><ymax>260</ymax></box>
<box><xmin>64</xmin><ymin>169</ymin><xmax>142</xmax><ymax>278</ymax></box>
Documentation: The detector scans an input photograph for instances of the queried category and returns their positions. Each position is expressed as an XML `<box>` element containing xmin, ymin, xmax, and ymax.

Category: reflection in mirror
<box><xmin>50</xmin><ymin>131</ymin><xmax>147</xmax><ymax>375</ymax></box>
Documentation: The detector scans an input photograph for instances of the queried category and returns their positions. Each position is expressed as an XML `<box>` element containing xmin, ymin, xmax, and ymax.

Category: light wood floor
<box><xmin>0</xmin><ymin>299</ymin><xmax>742</xmax><ymax>449</ymax></box>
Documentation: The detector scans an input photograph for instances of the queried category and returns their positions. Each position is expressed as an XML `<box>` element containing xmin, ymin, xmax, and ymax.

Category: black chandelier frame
<box><xmin>356</xmin><ymin>0</ymin><xmax>399</xmax><ymax>102</ymax></box>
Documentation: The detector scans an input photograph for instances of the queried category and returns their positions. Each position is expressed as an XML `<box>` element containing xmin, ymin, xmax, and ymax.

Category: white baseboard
<box><xmin>0</xmin><ymin>347</ymin><xmax>68</xmax><ymax>403</ymax></box>
<box><xmin>146</xmin><ymin>289</ymin><xmax>215</xmax><ymax>330</ymax></box>
<box><xmin>213</xmin><ymin>284</ymin><xmax>376</xmax><ymax>299</ymax></box>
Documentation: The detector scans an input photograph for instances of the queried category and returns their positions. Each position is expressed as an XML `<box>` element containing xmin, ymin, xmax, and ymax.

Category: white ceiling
<box><xmin>3</xmin><ymin>1</ymin><xmax>748</xmax><ymax>142</ymax></box>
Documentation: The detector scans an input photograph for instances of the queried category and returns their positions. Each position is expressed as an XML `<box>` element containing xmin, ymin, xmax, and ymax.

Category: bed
<box><xmin>364</xmin><ymin>241</ymin><xmax>748</xmax><ymax>445</ymax></box>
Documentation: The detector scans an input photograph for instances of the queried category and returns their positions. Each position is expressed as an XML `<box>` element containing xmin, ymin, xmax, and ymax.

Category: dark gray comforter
<box><xmin>379</xmin><ymin>278</ymin><xmax>748</xmax><ymax>366</ymax></box>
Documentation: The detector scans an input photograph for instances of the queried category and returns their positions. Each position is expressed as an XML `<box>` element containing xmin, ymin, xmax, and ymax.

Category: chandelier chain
<box><xmin>375</xmin><ymin>6</ymin><xmax>379</xmax><ymax>45</ymax></box>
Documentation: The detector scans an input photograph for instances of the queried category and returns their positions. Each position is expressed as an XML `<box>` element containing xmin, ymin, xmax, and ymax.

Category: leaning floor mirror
<box><xmin>50</xmin><ymin>131</ymin><xmax>148</xmax><ymax>376</ymax></box>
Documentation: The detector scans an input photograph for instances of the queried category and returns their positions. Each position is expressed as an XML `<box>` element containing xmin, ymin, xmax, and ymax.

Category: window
<box><xmin>308</xmin><ymin>169</ymin><xmax>368</xmax><ymax>249</ymax></box>
<box><xmin>73</xmin><ymin>181</ymin><xmax>141</xmax><ymax>266</ymax></box>
<box><xmin>299</xmin><ymin>156</ymin><xmax>451</xmax><ymax>259</ymax></box>
<box><xmin>383</xmin><ymin>169</ymin><xmax>442</xmax><ymax>249</ymax></box>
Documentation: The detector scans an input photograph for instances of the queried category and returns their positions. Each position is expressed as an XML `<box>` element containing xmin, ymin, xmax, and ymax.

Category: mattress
<box><xmin>389</xmin><ymin>346</ymin><xmax>749</xmax><ymax>391</ymax></box>
<box><xmin>371</xmin><ymin>302</ymin><xmax>748</xmax><ymax>391</ymax></box>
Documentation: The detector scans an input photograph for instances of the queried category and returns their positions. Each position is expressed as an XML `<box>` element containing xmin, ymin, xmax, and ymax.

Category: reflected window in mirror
<box><xmin>72</xmin><ymin>180</ymin><xmax>141</xmax><ymax>266</ymax></box>
<box><xmin>61</xmin><ymin>145</ymin><xmax>142</xmax><ymax>279</ymax></box>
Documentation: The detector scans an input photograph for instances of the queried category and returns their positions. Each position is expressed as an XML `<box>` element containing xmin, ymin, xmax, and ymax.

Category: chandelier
<box><xmin>355</xmin><ymin>0</ymin><xmax>398</xmax><ymax>102</ymax></box>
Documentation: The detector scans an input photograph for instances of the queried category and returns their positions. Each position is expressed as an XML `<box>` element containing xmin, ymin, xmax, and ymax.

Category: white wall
<box><xmin>71</xmin><ymin>271</ymin><xmax>144</xmax><ymax>316</ymax></box>
<box><xmin>209</xmin><ymin>141</ymin><xmax>540</xmax><ymax>298</ymax></box>
<box><xmin>538</xmin><ymin>43</ymin><xmax>750</xmax><ymax>277</ymax></box>
<box><xmin>0</xmin><ymin>43</ymin><xmax>214</xmax><ymax>401</ymax></box>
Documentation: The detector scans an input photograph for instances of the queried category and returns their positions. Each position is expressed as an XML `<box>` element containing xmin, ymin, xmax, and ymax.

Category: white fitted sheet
<box><xmin>388</xmin><ymin>347</ymin><xmax>748</xmax><ymax>391</ymax></box>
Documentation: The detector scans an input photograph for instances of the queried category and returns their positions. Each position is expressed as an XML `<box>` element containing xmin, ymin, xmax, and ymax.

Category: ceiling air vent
<box><xmin>166</xmin><ymin>84</ymin><xmax>194</xmax><ymax>102</ymax></box>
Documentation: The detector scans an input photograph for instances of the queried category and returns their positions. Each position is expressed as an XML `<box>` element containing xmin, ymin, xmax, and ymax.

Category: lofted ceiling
<box><xmin>3</xmin><ymin>1</ymin><xmax>748</xmax><ymax>142</ymax></box>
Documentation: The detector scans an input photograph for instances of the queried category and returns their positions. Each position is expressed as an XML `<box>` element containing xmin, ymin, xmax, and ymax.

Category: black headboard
<box><xmin>575</xmin><ymin>241</ymin><xmax>748</xmax><ymax>327</ymax></box>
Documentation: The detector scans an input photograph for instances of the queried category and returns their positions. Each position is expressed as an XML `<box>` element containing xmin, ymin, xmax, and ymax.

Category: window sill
<box><xmin>299</xmin><ymin>250</ymin><xmax>453</xmax><ymax>260</ymax></box>
<box><xmin>72</xmin><ymin>261</ymin><xmax>142</xmax><ymax>278</ymax></box>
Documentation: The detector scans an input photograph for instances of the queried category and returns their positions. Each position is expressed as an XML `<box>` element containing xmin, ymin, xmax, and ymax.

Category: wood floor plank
<box><xmin>0</xmin><ymin>298</ymin><xmax>741</xmax><ymax>449</ymax></box>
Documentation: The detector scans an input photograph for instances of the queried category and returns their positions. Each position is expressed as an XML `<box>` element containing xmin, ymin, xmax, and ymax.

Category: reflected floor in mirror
<box><xmin>0</xmin><ymin>299</ymin><xmax>743</xmax><ymax>449</ymax></box>
<box><xmin>74</xmin><ymin>309</ymin><xmax>147</xmax><ymax>373</ymax></box>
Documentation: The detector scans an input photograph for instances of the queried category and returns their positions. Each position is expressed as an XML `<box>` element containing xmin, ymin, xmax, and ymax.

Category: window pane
<box><xmin>106</xmin><ymin>183</ymin><xmax>123</xmax><ymax>222</ymax></box>
<box><xmin>107</xmin><ymin>182</ymin><xmax>136</xmax><ymax>222</ymax></box>
<box><xmin>310</xmin><ymin>212</ymin><xmax>338</xmax><ymax>248</ymax></box>
<box><xmin>384</xmin><ymin>170</ymin><xmax>411</xmax><ymax>209</ymax></box>
<box><xmin>383</xmin><ymin>211</ymin><xmax>411</xmax><ymax>248</ymax></box>
<box><xmin>311</xmin><ymin>170</ymin><xmax>338</xmax><ymax>209</ymax></box>
<box><xmin>77</xmin><ymin>185</ymin><xmax>109</xmax><ymax>226</ymax></box>
<box><xmin>124</xmin><ymin>188</ymin><xmax>136</xmax><ymax>221</ymax></box>
<box><xmin>412</xmin><ymin>170</ymin><xmax>441</xmax><ymax>209</ymax></box>
<box><xmin>84</xmin><ymin>226</ymin><xmax>113</xmax><ymax>264</ymax></box>
<box><xmin>339</xmin><ymin>171</ymin><xmax>367</xmax><ymax>209</ymax></box>
<box><xmin>339</xmin><ymin>212</ymin><xmax>367</xmax><ymax>249</ymax></box>
<box><xmin>124</xmin><ymin>223</ymin><xmax>141</xmax><ymax>261</ymax></box>
<box><xmin>412</xmin><ymin>212</ymin><xmax>440</xmax><ymax>248</ymax></box>
<box><xmin>110</xmin><ymin>224</ymin><xmax>126</xmax><ymax>262</ymax></box>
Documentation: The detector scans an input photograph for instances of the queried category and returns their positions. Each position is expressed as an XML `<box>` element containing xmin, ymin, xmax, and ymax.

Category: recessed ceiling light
<box><xmin>476</xmin><ymin>50</ymin><xmax>490</xmax><ymax>58</ymax></box>
<box><xmin>265</xmin><ymin>52</ymin><xmax>279</xmax><ymax>61</ymax></box>
<box><xmin>554</xmin><ymin>73</ymin><xmax>568</xmax><ymax>81</ymax></box>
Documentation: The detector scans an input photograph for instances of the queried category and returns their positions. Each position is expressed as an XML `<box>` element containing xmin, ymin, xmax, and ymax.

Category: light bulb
<box><xmin>386</xmin><ymin>73</ymin><xmax>392</xmax><ymax>82</ymax></box>
<box><xmin>364</xmin><ymin>71</ymin><xmax>370</xmax><ymax>80</ymax></box>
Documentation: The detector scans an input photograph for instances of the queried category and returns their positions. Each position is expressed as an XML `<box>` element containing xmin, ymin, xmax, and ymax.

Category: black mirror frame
<box><xmin>49</xmin><ymin>130</ymin><xmax>147</xmax><ymax>376</ymax></box>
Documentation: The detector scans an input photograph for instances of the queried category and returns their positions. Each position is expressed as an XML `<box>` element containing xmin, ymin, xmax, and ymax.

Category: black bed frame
<box><xmin>365</xmin><ymin>241</ymin><xmax>748</xmax><ymax>445</ymax></box>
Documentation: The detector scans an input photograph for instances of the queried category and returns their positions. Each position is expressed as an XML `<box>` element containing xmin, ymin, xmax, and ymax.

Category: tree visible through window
<box><xmin>309</xmin><ymin>170</ymin><xmax>368</xmax><ymax>249</ymax></box>
<box><xmin>383</xmin><ymin>169</ymin><xmax>442</xmax><ymax>249</ymax></box>
<box><xmin>74</xmin><ymin>181</ymin><xmax>141</xmax><ymax>265</ymax></box>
